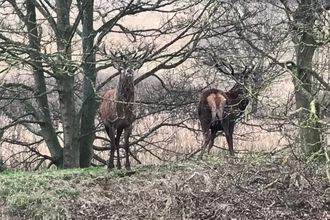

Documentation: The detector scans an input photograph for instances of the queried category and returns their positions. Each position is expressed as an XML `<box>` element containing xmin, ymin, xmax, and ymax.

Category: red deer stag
<box><xmin>198</xmin><ymin>59</ymin><xmax>258</xmax><ymax>159</ymax></box>
<box><xmin>98</xmin><ymin>51</ymin><xmax>139</xmax><ymax>171</ymax></box>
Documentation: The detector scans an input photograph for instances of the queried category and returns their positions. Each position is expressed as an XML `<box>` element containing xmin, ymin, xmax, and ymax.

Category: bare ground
<box><xmin>1</xmin><ymin>154</ymin><xmax>330</xmax><ymax>220</ymax></box>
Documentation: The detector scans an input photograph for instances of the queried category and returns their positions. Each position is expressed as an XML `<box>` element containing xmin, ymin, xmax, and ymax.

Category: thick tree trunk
<box><xmin>292</xmin><ymin>66</ymin><xmax>323</xmax><ymax>156</ymax></box>
<box><xmin>26</xmin><ymin>0</ymin><xmax>63</xmax><ymax>166</ymax></box>
<box><xmin>292</xmin><ymin>0</ymin><xmax>326</xmax><ymax>157</ymax></box>
<box><xmin>56</xmin><ymin>0</ymin><xmax>80</xmax><ymax>168</ymax></box>
<box><xmin>79</xmin><ymin>0</ymin><xmax>97</xmax><ymax>168</ymax></box>
<box><xmin>58</xmin><ymin>77</ymin><xmax>79</xmax><ymax>168</ymax></box>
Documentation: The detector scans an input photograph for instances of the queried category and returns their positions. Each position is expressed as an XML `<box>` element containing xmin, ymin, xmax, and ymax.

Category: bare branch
<box><xmin>30</xmin><ymin>0</ymin><xmax>57</xmax><ymax>35</ymax></box>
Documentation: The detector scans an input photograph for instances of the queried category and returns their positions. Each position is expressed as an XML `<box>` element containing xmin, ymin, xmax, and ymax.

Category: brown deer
<box><xmin>98</xmin><ymin>51</ymin><xmax>139</xmax><ymax>171</ymax></box>
<box><xmin>198</xmin><ymin>59</ymin><xmax>259</xmax><ymax>159</ymax></box>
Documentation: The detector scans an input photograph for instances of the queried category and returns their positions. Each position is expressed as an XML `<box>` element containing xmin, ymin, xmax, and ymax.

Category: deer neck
<box><xmin>115</xmin><ymin>74</ymin><xmax>134</xmax><ymax>104</ymax></box>
<box><xmin>228</xmin><ymin>83</ymin><xmax>248</xmax><ymax>102</ymax></box>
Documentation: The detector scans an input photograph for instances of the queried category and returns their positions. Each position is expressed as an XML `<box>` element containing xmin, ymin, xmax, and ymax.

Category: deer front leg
<box><xmin>107</xmin><ymin>126</ymin><xmax>116</xmax><ymax>171</ymax></box>
<box><xmin>115</xmin><ymin>128</ymin><xmax>124</xmax><ymax>170</ymax></box>
<box><xmin>225</xmin><ymin>133</ymin><xmax>234</xmax><ymax>156</ymax></box>
<box><xmin>124</xmin><ymin>125</ymin><xmax>133</xmax><ymax>170</ymax></box>
<box><xmin>224</xmin><ymin>121</ymin><xmax>235</xmax><ymax>156</ymax></box>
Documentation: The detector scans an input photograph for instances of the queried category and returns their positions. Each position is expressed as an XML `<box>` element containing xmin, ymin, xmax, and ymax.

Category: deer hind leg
<box><xmin>115</xmin><ymin>128</ymin><xmax>124</xmax><ymax>169</ymax></box>
<box><xmin>106</xmin><ymin>125</ymin><xmax>116</xmax><ymax>171</ymax></box>
<box><xmin>199</xmin><ymin>130</ymin><xmax>211</xmax><ymax>160</ymax></box>
<box><xmin>210</xmin><ymin>106</ymin><xmax>217</xmax><ymax>125</ymax></box>
<box><xmin>207</xmin><ymin>130</ymin><xmax>217</xmax><ymax>154</ymax></box>
<box><xmin>216</xmin><ymin>107</ymin><xmax>224</xmax><ymax>120</ymax></box>
<box><xmin>211</xmin><ymin>106</ymin><xmax>217</xmax><ymax>120</ymax></box>
<box><xmin>123</xmin><ymin>125</ymin><xmax>133</xmax><ymax>170</ymax></box>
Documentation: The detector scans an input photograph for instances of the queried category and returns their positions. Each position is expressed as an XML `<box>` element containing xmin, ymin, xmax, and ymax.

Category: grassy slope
<box><xmin>0</xmin><ymin>154</ymin><xmax>329</xmax><ymax>220</ymax></box>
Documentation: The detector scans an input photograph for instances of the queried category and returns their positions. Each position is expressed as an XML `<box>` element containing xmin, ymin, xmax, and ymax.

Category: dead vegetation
<box><xmin>0</xmin><ymin>153</ymin><xmax>329</xmax><ymax>220</ymax></box>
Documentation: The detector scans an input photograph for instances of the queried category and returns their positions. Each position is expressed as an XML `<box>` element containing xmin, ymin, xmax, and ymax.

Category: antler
<box><xmin>135</xmin><ymin>42</ymin><xmax>154</xmax><ymax>60</ymax></box>
<box><xmin>241</xmin><ymin>64</ymin><xmax>254</xmax><ymax>78</ymax></box>
<box><xmin>217</xmin><ymin>59</ymin><xmax>235</xmax><ymax>76</ymax></box>
<box><xmin>98</xmin><ymin>42</ymin><xmax>154</xmax><ymax>69</ymax></box>
<box><xmin>202</xmin><ymin>53</ymin><xmax>256</xmax><ymax>81</ymax></box>
<box><xmin>199</xmin><ymin>47</ymin><xmax>237</xmax><ymax>76</ymax></box>
<box><xmin>130</xmin><ymin>42</ymin><xmax>154</xmax><ymax>68</ymax></box>
<box><xmin>98</xmin><ymin>43</ymin><xmax>126</xmax><ymax>62</ymax></box>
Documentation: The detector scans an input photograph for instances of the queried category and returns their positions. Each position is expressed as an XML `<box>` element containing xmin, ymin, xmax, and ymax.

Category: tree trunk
<box><xmin>292</xmin><ymin>66</ymin><xmax>324</xmax><ymax>156</ymax></box>
<box><xmin>26</xmin><ymin>0</ymin><xmax>63</xmax><ymax>166</ymax></box>
<box><xmin>56</xmin><ymin>0</ymin><xmax>80</xmax><ymax>168</ymax></box>
<box><xmin>292</xmin><ymin>0</ymin><xmax>325</xmax><ymax>158</ymax></box>
<box><xmin>79</xmin><ymin>0</ymin><xmax>97</xmax><ymax>168</ymax></box>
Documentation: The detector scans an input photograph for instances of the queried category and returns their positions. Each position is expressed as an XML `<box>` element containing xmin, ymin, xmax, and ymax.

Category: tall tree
<box><xmin>54</xmin><ymin>0</ymin><xmax>80</xmax><ymax>168</ymax></box>
<box><xmin>79</xmin><ymin>0</ymin><xmax>97</xmax><ymax>168</ymax></box>
<box><xmin>279</xmin><ymin>0</ymin><xmax>330</xmax><ymax>157</ymax></box>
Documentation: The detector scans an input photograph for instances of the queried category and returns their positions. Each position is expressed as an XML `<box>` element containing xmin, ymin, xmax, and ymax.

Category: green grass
<box><xmin>0</xmin><ymin>167</ymin><xmax>105</xmax><ymax>219</ymax></box>
<box><xmin>0</xmin><ymin>163</ymin><xmax>188</xmax><ymax>219</ymax></box>
<box><xmin>0</xmin><ymin>159</ymin><xmax>209</xmax><ymax>219</ymax></box>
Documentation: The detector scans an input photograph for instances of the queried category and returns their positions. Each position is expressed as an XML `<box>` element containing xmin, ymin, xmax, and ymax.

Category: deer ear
<box><xmin>113</xmin><ymin>62</ymin><xmax>122</xmax><ymax>71</ymax></box>
<box><xmin>198</xmin><ymin>92</ymin><xmax>203</xmax><ymax>99</ymax></box>
<box><xmin>113</xmin><ymin>62</ymin><xmax>118</xmax><ymax>69</ymax></box>
<box><xmin>136</xmin><ymin>61</ymin><xmax>144</xmax><ymax>69</ymax></box>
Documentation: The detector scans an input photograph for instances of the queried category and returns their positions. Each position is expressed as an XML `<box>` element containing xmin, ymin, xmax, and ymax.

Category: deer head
<box><xmin>110</xmin><ymin>51</ymin><xmax>139</xmax><ymax>77</ymax></box>
<box><xmin>202</xmin><ymin>57</ymin><xmax>263</xmax><ymax>94</ymax></box>
<box><xmin>99</xmin><ymin>43</ymin><xmax>154</xmax><ymax>77</ymax></box>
